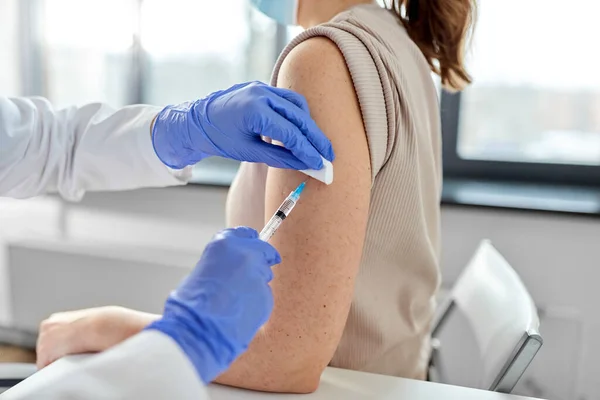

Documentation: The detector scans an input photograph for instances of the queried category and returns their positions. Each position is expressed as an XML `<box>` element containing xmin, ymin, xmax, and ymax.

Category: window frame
<box><xmin>441</xmin><ymin>90</ymin><xmax>600</xmax><ymax>188</ymax></box>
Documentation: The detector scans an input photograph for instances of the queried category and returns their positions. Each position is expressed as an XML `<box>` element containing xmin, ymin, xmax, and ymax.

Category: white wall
<box><xmin>1</xmin><ymin>186</ymin><xmax>598</xmax><ymax>400</ymax></box>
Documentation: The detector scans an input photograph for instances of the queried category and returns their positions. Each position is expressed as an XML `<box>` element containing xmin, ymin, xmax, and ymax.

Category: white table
<box><xmin>1</xmin><ymin>361</ymin><xmax>544</xmax><ymax>399</ymax></box>
<box><xmin>208</xmin><ymin>368</ymin><xmax>544</xmax><ymax>400</ymax></box>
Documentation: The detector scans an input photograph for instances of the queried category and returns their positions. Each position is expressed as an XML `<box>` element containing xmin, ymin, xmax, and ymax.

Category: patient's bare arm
<box><xmin>215</xmin><ymin>37</ymin><xmax>372</xmax><ymax>393</ymax></box>
<box><xmin>36</xmin><ymin>306</ymin><xmax>160</xmax><ymax>369</ymax></box>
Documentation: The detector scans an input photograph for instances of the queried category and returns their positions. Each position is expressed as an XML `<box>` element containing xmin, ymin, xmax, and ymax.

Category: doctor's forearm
<box><xmin>0</xmin><ymin>97</ymin><xmax>191</xmax><ymax>200</ymax></box>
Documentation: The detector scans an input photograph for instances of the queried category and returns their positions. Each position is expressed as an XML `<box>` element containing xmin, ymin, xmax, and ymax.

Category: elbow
<box><xmin>282</xmin><ymin>368</ymin><xmax>322</xmax><ymax>394</ymax></box>
<box><xmin>234</xmin><ymin>361</ymin><xmax>324</xmax><ymax>394</ymax></box>
<box><xmin>270</xmin><ymin>355</ymin><xmax>328</xmax><ymax>393</ymax></box>
<box><xmin>290</xmin><ymin>382</ymin><xmax>320</xmax><ymax>394</ymax></box>
<box><xmin>264</xmin><ymin>370</ymin><xmax>322</xmax><ymax>394</ymax></box>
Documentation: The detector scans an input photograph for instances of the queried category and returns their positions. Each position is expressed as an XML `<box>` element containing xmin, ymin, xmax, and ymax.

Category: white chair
<box><xmin>429</xmin><ymin>240</ymin><xmax>543</xmax><ymax>393</ymax></box>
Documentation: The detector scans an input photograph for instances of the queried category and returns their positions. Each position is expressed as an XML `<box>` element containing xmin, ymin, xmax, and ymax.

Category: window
<box><xmin>6</xmin><ymin>0</ymin><xmax>281</xmax><ymax>185</ymax></box>
<box><xmin>443</xmin><ymin>0</ymin><xmax>600</xmax><ymax>186</ymax></box>
<box><xmin>43</xmin><ymin>0</ymin><xmax>135</xmax><ymax>108</ymax></box>
<box><xmin>138</xmin><ymin>0</ymin><xmax>279</xmax><ymax>185</ymax></box>
<box><xmin>141</xmin><ymin>0</ymin><xmax>277</xmax><ymax>105</ymax></box>
<box><xmin>38</xmin><ymin>0</ymin><xmax>277</xmax><ymax>109</ymax></box>
<box><xmin>0</xmin><ymin>0</ymin><xmax>20</xmax><ymax>95</ymax></box>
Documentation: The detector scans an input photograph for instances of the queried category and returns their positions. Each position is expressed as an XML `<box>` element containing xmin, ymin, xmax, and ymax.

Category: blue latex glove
<box><xmin>151</xmin><ymin>81</ymin><xmax>335</xmax><ymax>170</ymax></box>
<box><xmin>145</xmin><ymin>227</ymin><xmax>279</xmax><ymax>383</ymax></box>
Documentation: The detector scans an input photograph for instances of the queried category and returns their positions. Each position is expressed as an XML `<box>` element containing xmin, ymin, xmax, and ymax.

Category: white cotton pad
<box><xmin>300</xmin><ymin>157</ymin><xmax>334</xmax><ymax>185</ymax></box>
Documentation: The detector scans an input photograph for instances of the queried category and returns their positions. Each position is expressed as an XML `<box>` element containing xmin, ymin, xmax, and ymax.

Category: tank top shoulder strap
<box><xmin>270</xmin><ymin>16</ymin><xmax>394</xmax><ymax>183</ymax></box>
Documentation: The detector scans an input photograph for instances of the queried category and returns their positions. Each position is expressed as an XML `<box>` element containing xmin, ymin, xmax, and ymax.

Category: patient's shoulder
<box><xmin>276</xmin><ymin>36</ymin><xmax>365</xmax><ymax>157</ymax></box>
<box><xmin>275</xmin><ymin>35</ymin><xmax>370</xmax><ymax>187</ymax></box>
<box><xmin>276</xmin><ymin>37</ymin><xmax>351</xmax><ymax>96</ymax></box>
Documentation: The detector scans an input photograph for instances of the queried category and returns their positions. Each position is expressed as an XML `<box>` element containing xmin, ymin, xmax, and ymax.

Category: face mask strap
<box><xmin>251</xmin><ymin>0</ymin><xmax>300</xmax><ymax>26</ymax></box>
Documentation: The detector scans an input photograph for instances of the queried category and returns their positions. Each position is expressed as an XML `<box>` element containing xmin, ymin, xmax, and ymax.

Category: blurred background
<box><xmin>0</xmin><ymin>0</ymin><xmax>290</xmax><ymax>183</ymax></box>
<box><xmin>2</xmin><ymin>0</ymin><xmax>599</xmax><ymax>171</ymax></box>
<box><xmin>1</xmin><ymin>1</ymin><xmax>600</xmax><ymax>400</ymax></box>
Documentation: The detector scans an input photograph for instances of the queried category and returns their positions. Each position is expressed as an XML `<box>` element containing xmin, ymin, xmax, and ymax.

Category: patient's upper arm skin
<box><xmin>216</xmin><ymin>37</ymin><xmax>371</xmax><ymax>393</ymax></box>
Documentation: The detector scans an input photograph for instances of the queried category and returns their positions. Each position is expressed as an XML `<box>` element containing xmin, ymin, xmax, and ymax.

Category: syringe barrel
<box><xmin>277</xmin><ymin>197</ymin><xmax>297</xmax><ymax>217</ymax></box>
<box><xmin>259</xmin><ymin>194</ymin><xmax>298</xmax><ymax>242</ymax></box>
<box><xmin>259</xmin><ymin>214</ymin><xmax>283</xmax><ymax>242</ymax></box>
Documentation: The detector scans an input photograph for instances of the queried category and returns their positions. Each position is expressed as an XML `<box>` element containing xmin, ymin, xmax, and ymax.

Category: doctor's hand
<box><xmin>151</xmin><ymin>81</ymin><xmax>335</xmax><ymax>170</ymax></box>
<box><xmin>146</xmin><ymin>227</ymin><xmax>279</xmax><ymax>384</ymax></box>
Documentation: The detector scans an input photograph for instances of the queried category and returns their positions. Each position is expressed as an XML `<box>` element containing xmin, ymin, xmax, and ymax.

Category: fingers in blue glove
<box><xmin>216</xmin><ymin>227</ymin><xmax>281</xmax><ymax>272</ymax></box>
<box><xmin>243</xmin><ymin>141</ymin><xmax>318</xmax><ymax>170</ymax></box>
<box><xmin>219</xmin><ymin>226</ymin><xmax>258</xmax><ymax>239</ymax></box>
<box><xmin>250</xmin><ymin>111</ymin><xmax>323</xmax><ymax>170</ymax></box>
<box><xmin>266</xmin><ymin>86</ymin><xmax>310</xmax><ymax>112</ymax></box>
<box><xmin>263</xmin><ymin>90</ymin><xmax>336</xmax><ymax>164</ymax></box>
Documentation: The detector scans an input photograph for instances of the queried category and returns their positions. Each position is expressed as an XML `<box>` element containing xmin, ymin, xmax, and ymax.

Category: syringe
<box><xmin>259</xmin><ymin>181</ymin><xmax>306</xmax><ymax>242</ymax></box>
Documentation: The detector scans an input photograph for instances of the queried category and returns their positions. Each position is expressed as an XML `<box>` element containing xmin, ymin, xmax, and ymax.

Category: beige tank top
<box><xmin>227</xmin><ymin>3</ymin><xmax>442</xmax><ymax>380</ymax></box>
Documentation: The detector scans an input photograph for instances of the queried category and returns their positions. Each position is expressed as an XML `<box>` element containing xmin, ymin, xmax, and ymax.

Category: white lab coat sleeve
<box><xmin>2</xmin><ymin>330</ymin><xmax>209</xmax><ymax>400</ymax></box>
<box><xmin>0</xmin><ymin>96</ymin><xmax>192</xmax><ymax>201</ymax></box>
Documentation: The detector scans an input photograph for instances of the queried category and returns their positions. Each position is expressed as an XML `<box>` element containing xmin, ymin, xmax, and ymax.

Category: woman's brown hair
<box><xmin>386</xmin><ymin>0</ymin><xmax>476</xmax><ymax>91</ymax></box>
